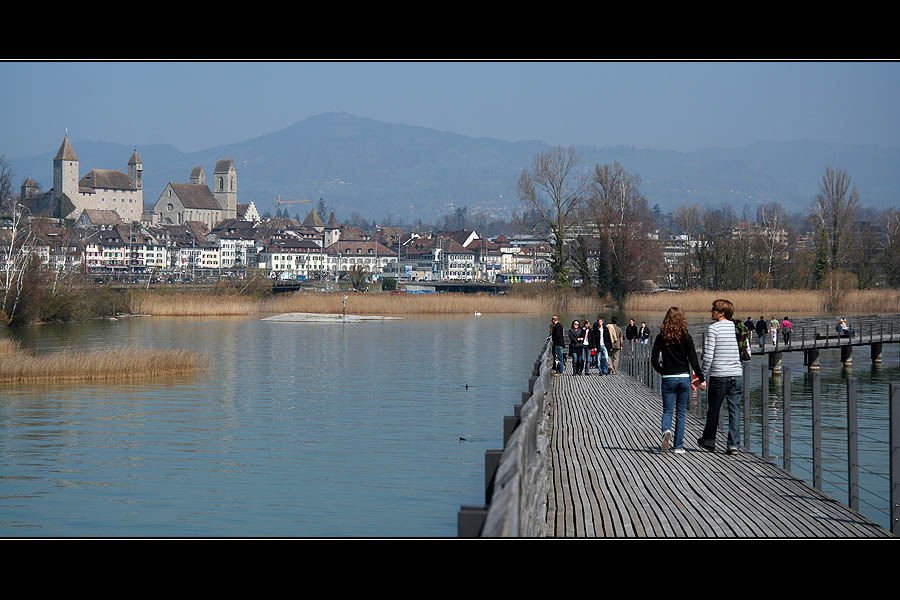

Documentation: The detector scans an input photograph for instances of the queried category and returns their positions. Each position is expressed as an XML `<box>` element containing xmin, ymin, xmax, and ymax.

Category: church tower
<box><xmin>53</xmin><ymin>135</ymin><xmax>79</xmax><ymax>207</ymax></box>
<box><xmin>213</xmin><ymin>159</ymin><xmax>237</xmax><ymax>220</ymax></box>
<box><xmin>128</xmin><ymin>149</ymin><xmax>143</xmax><ymax>207</ymax></box>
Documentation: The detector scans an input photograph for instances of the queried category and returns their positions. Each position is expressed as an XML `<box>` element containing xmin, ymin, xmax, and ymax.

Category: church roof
<box><xmin>54</xmin><ymin>136</ymin><xmax>78</xmax><ymax>161</ymax></box>
<box><xmin>325</xmin><ymin>210</ymin><xmax>338</xmax><ymax>229</ymax></box>
<box><xmin>302</xmin><ymin>207</ymin><xmax>325</xmax><ymax>228</ymax></box>
<box><xmin>23</xmin><ymin>177</ymin><xmax>37</xmax><ymax>187</ymax></box>
<box><xmin>79</xmin><ymin>169</ymin><xmax>136</xmax><ymax>191</ymax></box>
<box><xmin>128</xmin><ymin>150</ymin><xmax>142</xmax><ymax>165</ymax></box>
<box><xmin>214</xmin><ymin>159</ymin><xmax>235</xmax><ymax>173</ymax></box>
<box><xmin>170</xmin><ymin>183</ymin><xmax>222</xmax><ymax>210</ymax></box>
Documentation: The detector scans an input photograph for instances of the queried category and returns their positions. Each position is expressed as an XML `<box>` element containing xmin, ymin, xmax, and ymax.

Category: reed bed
<box><xmin>624</xmin><ymin>289</ymin><xmax>900</xmax><ymax>315</ymax></box>
<box><xmin>129</xmin><ymin>292</ymin><xmax>258</xmax><ymax>316</ymax></box>
<box><xmin>0</xmin><ymin>340</ymin><xmax>207</xmax><ymax>383</ymax></box>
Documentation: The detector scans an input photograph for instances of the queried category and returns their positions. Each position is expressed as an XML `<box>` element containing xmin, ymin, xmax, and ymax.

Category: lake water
<box><xmin>1</xmin><ymin>311</ymin><xmax>897</xmax><ymax>536</ymax></box>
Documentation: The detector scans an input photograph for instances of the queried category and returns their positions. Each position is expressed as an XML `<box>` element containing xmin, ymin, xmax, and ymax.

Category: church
<box><xmin>152</xmin><ymin>159</ymin><xmax>238</xmax><ymax>229</ymax></box>
<box><xmin>21</xmin><ymin>135</ymin><xmax>144</xmax><ymax>222</ymax></box>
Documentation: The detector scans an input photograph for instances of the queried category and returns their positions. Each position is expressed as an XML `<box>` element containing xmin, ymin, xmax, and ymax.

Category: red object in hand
<box><xmin>691</xmin><ymin>374</ymin><xmax>700</xmax><ymax>391</ymax></box>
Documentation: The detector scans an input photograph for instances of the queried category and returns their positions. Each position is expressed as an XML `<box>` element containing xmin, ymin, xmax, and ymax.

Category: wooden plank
<box><xmin>545</xmin><ymin>369</ymin><xmax>892</xmax><ymax>537</ymax></box>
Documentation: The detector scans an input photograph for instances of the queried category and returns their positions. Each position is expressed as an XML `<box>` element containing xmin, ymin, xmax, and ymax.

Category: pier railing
<box><xmin>620</xmin><ymin>336</ymin><xmax>899</xmax><ymax>535</ymax></box>
<box><xmin>457</xmin><ymin>341</ymin><xmax>553</xmax><ymax>537</ymax></box>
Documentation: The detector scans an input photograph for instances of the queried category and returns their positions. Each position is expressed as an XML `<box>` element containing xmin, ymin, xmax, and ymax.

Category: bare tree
<box><xmin>672</xmin><ymin>204</ymin><xmax>702</xmax><ymax>288</ymax></box>
<box><xmin>756</xmin><ymin>202</ymin><xmax>788</xmax><ymax>288</ymax></box>
<box><xmin>587</xmin><ymin>162</ymin><xmax>660</xmax><ymax>300</ymax></box>
<box><xmin>813</xmin><ymin>167</ymin><xmax>860</xmax><ymax>273</ymax></box>
<box><xmin>517</xmin><ymin>146</ymin><xmax>586</xmax><ymax>289</ymax></box>
<box><xmin>0</xmin><ymin>156</ymin><xmax>36</xmax><ymax>325</ymax></box>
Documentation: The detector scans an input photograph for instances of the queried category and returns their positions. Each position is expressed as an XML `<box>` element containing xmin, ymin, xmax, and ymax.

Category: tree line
<box><xmin>516</xmin><ymin>147</ymin><xmax>900</xmax><ymax>305</ymax></box>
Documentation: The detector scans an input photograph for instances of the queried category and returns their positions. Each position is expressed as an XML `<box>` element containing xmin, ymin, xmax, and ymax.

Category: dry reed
<box><xmin>624</xmin><ymin>289</ymin><xmax>900</xmax><ymax>315</ymax></box>
<box><xmin>0</xmin><ymin>342</ymin><xmax>207</xmax><ymax>383</ymax></box>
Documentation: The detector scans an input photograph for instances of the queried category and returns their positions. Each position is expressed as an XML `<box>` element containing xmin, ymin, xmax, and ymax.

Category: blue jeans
<box><xmin>554</xmin><ymin>346</ymin><xmax>564</xmax><ymax>374</ymax></box>
<box><xmin>661</xmin><ymin>376</ymin><xmax>691</xmax><ymax>449</ymax></box>
<box><xmin>571</xmin><ymin>348</ymin><xmax>584</xmax><ymax>374</ymax></box>
<box><xmin>702</xmin><ymin>376</ymin><xmax>743</xmax><ymax>448</ymax></box>
<box><xmin>581</xmin><ymin>347</ymin><xmax>592</xmax><ymax>373</ymax></box>
<box><xmin>597</xmin><ymin>345</ymin><xmax>609</xmax><ymax>374</ymax></box>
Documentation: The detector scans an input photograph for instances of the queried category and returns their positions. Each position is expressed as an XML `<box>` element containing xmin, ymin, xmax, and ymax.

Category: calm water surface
<box><xmin>0</xmin><ymin>314</ymin><xmax>550</xmax><ymax>537</ymax></box>
<box><xmin>2</xmin><ymin>311</ymin><xmax>897</xmax><ymax>535</ymax></box>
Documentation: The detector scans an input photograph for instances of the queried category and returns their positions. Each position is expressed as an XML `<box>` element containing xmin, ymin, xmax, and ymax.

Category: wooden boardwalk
<box><xmin>546</xmin><ymin>368</ymin><xmax>893</xmax><ymax>538</ymax></box>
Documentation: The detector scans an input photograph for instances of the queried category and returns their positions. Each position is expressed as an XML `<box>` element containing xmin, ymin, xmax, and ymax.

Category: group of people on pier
<box><xmin>549</xmin><ymin>316</ymin><xmax>651</xmax><ymax>378</ymax></box>
<box><xmin>548</xmin><ymin>298</ymin><xmax>747</xmax><ymax>456</ymax></box>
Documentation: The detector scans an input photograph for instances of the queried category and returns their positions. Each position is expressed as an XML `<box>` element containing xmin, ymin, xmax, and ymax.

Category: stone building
<box><xmin>153</xmin><ymin>160</ymin><xmax>238</xmax><ymax>229</ymax></box>
<box><xmin>24</xmin><ymin>136</ymin><xmax>144</xmax><ymax>222</ymax></box>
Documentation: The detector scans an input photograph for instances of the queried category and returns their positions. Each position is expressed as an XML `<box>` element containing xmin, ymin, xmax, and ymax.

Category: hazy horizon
<box><xmin>4</xmin><ymin>61</ymin><xmax>900</xmax><ymax>158</ymax></box>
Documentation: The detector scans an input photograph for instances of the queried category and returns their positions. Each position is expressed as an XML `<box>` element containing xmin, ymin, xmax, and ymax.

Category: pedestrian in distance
<box><xmin>781</xmin><ymin>316</ymin><xmax>792</xmax><ymax>346</ymax></box>
<box><xmin>698</xmin><ymin>299</ymin><xmax>744</xmax><ymax>455</ymax></box>
<box><xmin>606</xmin><ymin>317</ymin><xmax>623</xmax><ymax>375</ymax></box>
<box><xmin>755</xmin><ymin>315</ymin><xmax>767</xmax><ymax>350</ymax></box>
<box><xmin>625</xmin><ymin>319</ymin><xmax>639</xmax><ymax>350</ymax></box>
<box><xmin>769</xmin><ymin>315</ymin><xmax>780</xmax><ymax>347</ymax></box>
<box><xmin>567</xmin><ymin>320</ymin><xmax>586</xmax><ymax>376</ymax></box>
<box><xmin>581</xmin><ymin>316</ymin><xmax>593</xmax><ymax>374</ymax></box>
<box><xmin>639</xmin><ymin>321</ymin><xmax>651</xmax><ymax>345</ymax></box>
<box><xmin>651</xmin><ymin>307</ymin><xmax>705</xmax><ymax>454</ymax></box>
<box><xmin>593</xmin><ymin>317</ymin><xmax>610</xmax><ymax>375</ymax></box>
<box><xmin>551</xmin><ymin>315</ymin><xmax>565</xmax><ymax>377</ymax></box>
<box><xmin>744</xmin><ymin>316</ymin><xmax>754</xmax><ymax>338</ymax></box>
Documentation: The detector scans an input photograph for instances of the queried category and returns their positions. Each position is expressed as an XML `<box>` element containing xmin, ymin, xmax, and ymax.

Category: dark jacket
<box><xmin>745</xmin><ymin>318</ymin><xmax>754</xmax><ymax>332</ymax></box>
<box><xmin>651</xmin><ymin>332</ymin><xmax>705</xmax><ymax>383</ymax></box>
<box><xmin>552</xmin><ymin>322</ymin><xmax>564</xmax><ymax>346</ymax></box>
<box><xmin>567</xmin><ymin>327</ymin><xmax>586</xmax><ymax>353</ymax></box>
<box><xmin>755</xmin><ymin>319</ymin><xmax>767</xmax><ymax>337</ymax></box>
<box><xmin>639</xmin><ymin>325</ymin><xmax>651</xmax><ymax>341</ymax></box>
<box><xmin>625</xmin><ymin>324</ymin><xmax>638</xmax><ymax>340</ymax></box>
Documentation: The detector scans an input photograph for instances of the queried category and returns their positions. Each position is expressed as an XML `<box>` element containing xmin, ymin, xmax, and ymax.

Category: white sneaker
<box><xmin>661</xmin><ymin>430</ymin><xmax>672</xmax><ymax>453</ymax></box>
<box><xmin>672</xmin><ymin>448</ymin><xmax>686</xmax><ymax>455</ymax></box>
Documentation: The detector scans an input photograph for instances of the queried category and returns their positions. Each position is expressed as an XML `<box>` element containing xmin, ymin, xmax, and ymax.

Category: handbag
<box><xmin>590</xmin><ymin>348</ymin><xmax>597</xmax><ymax>356</ymax></box>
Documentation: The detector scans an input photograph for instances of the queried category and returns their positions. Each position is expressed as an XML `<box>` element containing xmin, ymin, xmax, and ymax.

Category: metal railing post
<box><xmin>891</xmin><ymin>383</ymin><xmax>898</xmax><ymax>535</ymax></box>
<box><xmin>847</xmin><ymin>378</ymin><xmax>859</xmax><ymax>512</ymax></box>
<box><xmin>742</xmin><ymin>361</ymin><xmax>751</xmax><ymax>450</ymax></box>
<box><xmin>761</xmin><ymin>362</ymin><xmax>769</xmax><ymax>461</ymax></box>
<box><xmin>783</xmin><ymin>366</ymin><xmax>791</xmax><ymax>473</ymax></box>
<box><xmin>812</xmin><ymin>372</ymin><xmax>822</xmax><ymax>490</ymax></box>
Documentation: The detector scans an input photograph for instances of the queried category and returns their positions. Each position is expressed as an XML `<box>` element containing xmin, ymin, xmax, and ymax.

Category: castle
<box><xmin>21</xmin><ymin>136</ymin><xmax>144</xmax><ymax>222</ymax></box>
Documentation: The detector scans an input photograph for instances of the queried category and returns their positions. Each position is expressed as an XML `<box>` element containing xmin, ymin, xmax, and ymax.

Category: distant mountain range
<box><xmin>9</xmin><ymin>112</ymin><xmax>900</xmax><ymax>222</ymax></box>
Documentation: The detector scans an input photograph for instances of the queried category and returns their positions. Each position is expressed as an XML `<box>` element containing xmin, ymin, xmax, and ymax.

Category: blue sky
<box><xmin>4</xmin><ymin>61</ymin><xmax>900</xmax><ymax>157</ymax></box>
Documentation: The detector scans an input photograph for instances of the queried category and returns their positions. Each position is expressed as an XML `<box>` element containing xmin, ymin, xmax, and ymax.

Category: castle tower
<box><xmin>213</xmin><ymin>159</ymin><xmax>237</xmax><ymax>220</ymax></box>
<box><xmin>53</xmin><ymin>135</ymin><xmax>79</xmax><ymax>206</ymax></box>
<box><xmin>128</xmin><ymin>149</ymin><xmax>143</xmax><ymax>206</ymax></box>
<box><xmin>20</xmin><ymin>177</ymin><xmax>39</xmax><ymax>201</ymax></box>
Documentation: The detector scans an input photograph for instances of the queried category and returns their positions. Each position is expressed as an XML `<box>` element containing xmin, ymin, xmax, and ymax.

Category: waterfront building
<box><xmin>324</xmin><ymin>239</ymin><xmax>397</xmax><ymax>278</ymax></box>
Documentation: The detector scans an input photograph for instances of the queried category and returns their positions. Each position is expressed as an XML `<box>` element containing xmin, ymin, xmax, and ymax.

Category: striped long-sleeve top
<box><xmin>701</xmin><ymin>319</ymin><xmax>743</xmax><ymax>378</ymax></box>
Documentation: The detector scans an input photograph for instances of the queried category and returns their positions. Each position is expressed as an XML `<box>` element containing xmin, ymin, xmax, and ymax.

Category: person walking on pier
<box><xmin>781</xmin><ymin>316</ymin><xmax>792</xmax><ymax>346</ymax></box>
<box><xmin>755</xmin><ymin>315</ymin><xmax>767</xmax><ymax>350</ymax></box>
<box><xmin>606</xmin><ymin>317</ymin><xmax>623</xmax><ymax>375</ymax></box>
<box><xmin>593</xmin><ymin>317</ymin><xmax>610</xmax><ymax>375</ymax></box>
<box><xmin>626</xmin><ymin>319</ymin><xmax>639</xmax><ymax>350</ymax></box>
<box><xmin>769</xmin><ymin>316</ymin><xmax>780</xmax><ymax>347</ymax></box>
<box><xmin>551</xmin><ymin>315</ymin><xmax>564</xmax><ymax>377</ymax></box>
<box><xmin>651</xmin><ymin>307</ymin><xmax>705</xmax><ymax>454</ymax></box>
<box><xmin>582</xmin><ymin>316</ymin><xmax>593</xmax><ymax>374</ymax></box>
<box><xmin>698</xmin><ymin>298</ymin><xmax>744</xmax><ymax>455</ymax></box>
<box><xmin>639</xmin><ymin>321</ymin><xmax>651</xmax><ymax>345</ymax></box>
<box><xmin>568</xmin><ymin>320</ymin><xmax>586</xmax><ymax>375</ymax></box>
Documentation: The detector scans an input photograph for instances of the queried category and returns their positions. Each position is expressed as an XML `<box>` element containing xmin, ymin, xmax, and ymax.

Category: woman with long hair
<box><xmin>651</xmin><ymin>307</ymin><xmax>706</xmax><ymax>454</ymax></box>
<box><xmin>567</xmin><ymin>319</ymin><xmax>585</xmax><ymax>375</ymax></box>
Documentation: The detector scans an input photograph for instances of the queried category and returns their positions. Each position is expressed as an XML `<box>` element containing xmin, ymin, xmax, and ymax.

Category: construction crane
<box><xmin>275</xmin><ymin>194</ymin><xmax>312</xmax><ymax>208</ymax></box>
